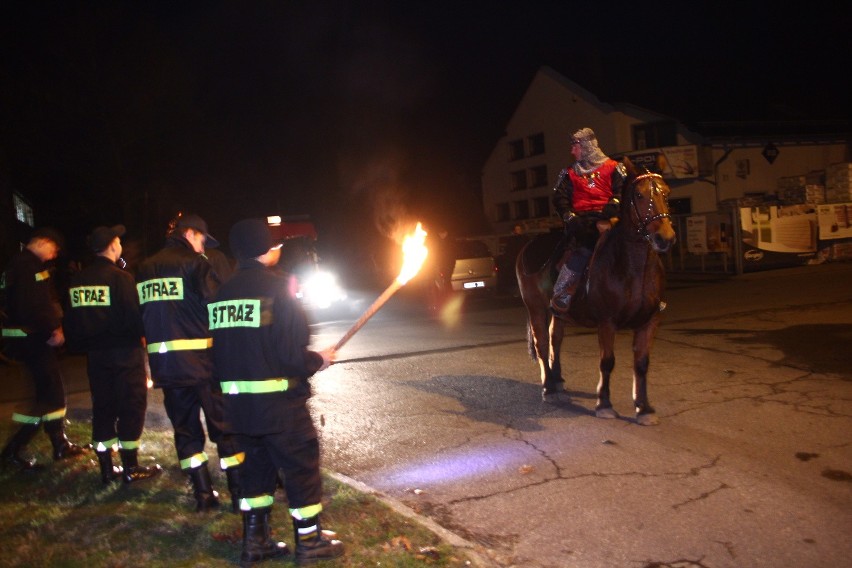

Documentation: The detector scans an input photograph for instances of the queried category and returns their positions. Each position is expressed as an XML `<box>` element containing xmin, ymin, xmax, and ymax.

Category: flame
<box><xmin>396</xmin><ymin>222</ymin><xmax>429</xmax><ymax>285</ymax></box>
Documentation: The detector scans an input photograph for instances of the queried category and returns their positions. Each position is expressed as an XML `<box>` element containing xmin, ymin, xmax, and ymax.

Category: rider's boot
<box><xmin>551</xmin><ymin>266</ymin><xmax>580</xmax><ymax>316</ymax></box>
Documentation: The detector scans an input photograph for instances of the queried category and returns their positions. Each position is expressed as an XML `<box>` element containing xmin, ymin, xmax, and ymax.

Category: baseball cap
<box><xmin>176</xmin><ymin>213</ymin><xmax>220</xmax><ymax>248</ymax></box>
<box><xmin>229</xmin><ymin>218</ymin><xmax>281</xmax><ymax>260</ymax></box>
<box><xmin>88</xmin><ymin>225</ymin><xmax>126</xmax><ymax>252</ymax></box>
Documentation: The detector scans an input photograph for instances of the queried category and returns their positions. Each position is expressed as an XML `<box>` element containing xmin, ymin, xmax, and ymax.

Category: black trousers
<box><xmin>237</xmin><ymin>404</ymin><xmax>322</xmax><ymax>511</ymax></box>
<box><xmin>565</xmin><ymin>214</ymin><xmax>603</xmax><ymax>273</ymax></box>
<box><xmin>87</xmin><ymin>346</ymin><xmax>148</xmax><ymax>444</ymax></box>
<box><xmin>8</xmin><ymin>337</ymin><xmax>66</xmax><ymax>420</ymax></box>
<box><xmin>162</xmin><ymin>381</ymin><xmax>239</xmax><ymax>467</ymax></box>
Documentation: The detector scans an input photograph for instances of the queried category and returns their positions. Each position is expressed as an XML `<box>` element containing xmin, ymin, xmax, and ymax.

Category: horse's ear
<box><xmin>621</xmin><ymin>156</ymin><xmax>637</xmax><ymax>176</ymax></box>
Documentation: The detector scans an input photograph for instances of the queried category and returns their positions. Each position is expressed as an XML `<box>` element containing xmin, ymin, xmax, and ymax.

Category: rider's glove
<box><xmin>601</xmin><ymin>198</ymin><xmax>620</xmax><ymax>219</ymax></box>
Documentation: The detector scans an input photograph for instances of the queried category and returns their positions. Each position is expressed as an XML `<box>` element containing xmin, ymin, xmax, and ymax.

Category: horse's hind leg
<box><xmin>632</xmin><ymin>319</ymin><xmax>660</xmax><ymax>426</ymax></box>
<box><xmin>595</xmin><ymin>323</ymin><xmax>618</xmax><ymax>419</ymax></box>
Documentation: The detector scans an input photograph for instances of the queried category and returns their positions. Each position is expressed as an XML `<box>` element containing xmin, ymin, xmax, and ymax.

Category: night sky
<box><xmin>2</xmin><ymin>2</ymin><xmax>847</xmax><ymax>265</ymax></box>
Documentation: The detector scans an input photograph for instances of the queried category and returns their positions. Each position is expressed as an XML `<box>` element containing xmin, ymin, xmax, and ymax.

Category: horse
<box><xmin>515</xmin><ymin>157</ymin><xmax>676</xmax><ymax>425</ymax></box>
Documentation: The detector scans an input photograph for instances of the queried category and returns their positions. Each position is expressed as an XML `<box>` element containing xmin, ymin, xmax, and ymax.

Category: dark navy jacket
<box><xmin>209</xmin><ymin>259</ymin><xmax>324</xmax><ymax>436</ymax></box>
<box><xmin>136</xmin><ymin>235</ymin><xmax>218</xmax><ymax>388</ymax></box>
<box><xmin>64</xmin><ymin>256</ymin><xmax>144</xmax><ymax>352</ymax></box>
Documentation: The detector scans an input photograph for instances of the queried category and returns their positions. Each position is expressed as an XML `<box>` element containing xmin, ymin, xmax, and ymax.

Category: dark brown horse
<box><xmin>515</xmin><ymin>157</ymin><xmax>676</xmax><ymax>425</ymax></box>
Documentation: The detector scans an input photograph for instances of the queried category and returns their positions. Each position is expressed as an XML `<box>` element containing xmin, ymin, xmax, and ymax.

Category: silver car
<box><xmin>450</xmin><ymin>239</ymin><xmax>498</xmax><ymax>292</ymax></box>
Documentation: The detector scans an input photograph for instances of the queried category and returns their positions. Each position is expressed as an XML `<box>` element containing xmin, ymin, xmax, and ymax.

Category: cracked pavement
<box><xmin>311</xmin><ymin>262</ymin><xmax>852</xmax><ymax>567</ymax></box>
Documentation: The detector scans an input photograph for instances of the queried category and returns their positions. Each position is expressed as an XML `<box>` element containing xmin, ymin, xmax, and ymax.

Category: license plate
<box><xmin>463</xmin><ymin>281</ymin><xmax>485</xmax><ymax>289</ymax></box>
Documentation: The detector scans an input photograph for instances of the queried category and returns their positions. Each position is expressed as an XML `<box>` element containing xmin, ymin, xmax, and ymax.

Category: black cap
<box><xmin>30</xmin><ymin>227</ymin><xmax>65</xmax><ymax>251</ymax></box>
<box><xmin>176</xmin><ymin>213</ymin><xmax>219</xmax><ymax>248</ymax></box>
<box><xmin>88</xmin><ymin>225</ymin><xmax>126</xmax><ymax>252</ymax></box>
<box><xmin>229</xmin><ymin>218</ymin><xmax>277</xmax><ymax>260</ymax></box>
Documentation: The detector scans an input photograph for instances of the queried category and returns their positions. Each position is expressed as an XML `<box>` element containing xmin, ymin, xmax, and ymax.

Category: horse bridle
<box><xmin>628</xmin><ymin>172</ymin><xmax>671</xmax><ymax>242</ymax></box>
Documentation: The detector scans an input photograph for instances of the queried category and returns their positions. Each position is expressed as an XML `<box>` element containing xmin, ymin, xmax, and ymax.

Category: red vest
<box><xmin>568</xmin><ymin>159</ymin><xmax>618</xmax><ymax>212</ymax></box>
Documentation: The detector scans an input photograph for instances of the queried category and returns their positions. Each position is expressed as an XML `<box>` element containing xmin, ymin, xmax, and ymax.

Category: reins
<box><xmin>628</xmin><ymin>173</ymin><xmax>670</xmax><ymax>243</ymax></box>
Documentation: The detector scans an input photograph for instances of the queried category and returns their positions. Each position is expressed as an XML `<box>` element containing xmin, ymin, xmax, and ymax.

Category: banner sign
<box><xmin>623</xmin><ymin>145</ymin><xmax>700</xmax><ymax>179</ymax></box>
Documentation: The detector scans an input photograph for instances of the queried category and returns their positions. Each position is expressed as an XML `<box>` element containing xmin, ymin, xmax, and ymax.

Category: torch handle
<box><xmin>333</xmin><ymin>280</ymin><xmax>402</xmax><ymax>351</ymax></box>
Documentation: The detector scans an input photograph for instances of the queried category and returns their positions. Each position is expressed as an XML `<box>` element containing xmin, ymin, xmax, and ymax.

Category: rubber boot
<box><xmin>120</xmin><ymin>449</ymin><xmax>162</xmax><ymax>484</ymax></box>
<box><xmin>293</xmin><ymin>515</ymin><xmax>344</xmax><ymax>564</ymax></box>
<box><xmin>96</xmin><ymin>450</ymin><xmax>123</xmax><ymax>484</ymax></box>
<box><xmin>44</xmin><ymin>419</ymin><xmax>88</xmax><ymax>460</ymax></box>
<box><xmin>226</xmin><ymin>466</ymin><xmax>242</xmax><ymax>514</ymax></box>
<box><xmin>188</xmin><ymin>462</ymin><xmax>220</xmax><ymax>512</ymax></box>
<box><xmin>240</xmin><ymin>507</ymin><xmax>289</xmax><ymax>567</ymax></box>
<box><xmin>551</xmin><ymin>266</ymin><xmax>580</xmax><ymax>316</ymax></box>
<box><xmin>1</xmin><ymin>423</ymin><xmax>44</xmax><ymax>471</ymax></box>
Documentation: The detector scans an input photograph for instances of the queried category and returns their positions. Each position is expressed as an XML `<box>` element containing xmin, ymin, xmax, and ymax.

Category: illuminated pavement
<box><xmin>2</xmin><ymin>262</ymin><xmax>850</xmax><ymax>567</ymax></box>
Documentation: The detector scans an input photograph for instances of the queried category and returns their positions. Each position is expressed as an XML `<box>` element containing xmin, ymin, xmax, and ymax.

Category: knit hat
<box><xmin>229</xmin><ymin>218</ymin><xmax>279</xmax><ymax>260</ymax></box>
<box><xmin>571</xmin><ymin>127</ymin><xmax>609</xmax><ymax>171</ymax></box>
<box><xmin>88</xmin><ymin>225</ymin><xmax>125</xmax><ymax>252</ymax></box>
<box><xmin>176</xmin><ymin>213</ymin><xmax>220</xmax><ymax>248</ymax></box>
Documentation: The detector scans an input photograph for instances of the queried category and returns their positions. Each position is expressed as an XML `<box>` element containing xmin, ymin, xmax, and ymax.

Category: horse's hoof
<box><xmin>636</xmin><ymin>413</ymin><xmax>660</xmax><ymax>426</ymax></box>
<box><xmin>595</xmin><ymin>407</ymin><xmax>618</xmax><ymax>419</ymax></box>
<box><xmin>542</xmin><ymin>390</ymin><xmax>565</xmax><ymax>403</ymax></box>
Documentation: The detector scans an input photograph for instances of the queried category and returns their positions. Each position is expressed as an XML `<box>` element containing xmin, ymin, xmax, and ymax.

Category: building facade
<box><xmin>481</xmin><ymin>66</ymin><xmax>850</xmax><ymax>239</ymax></box>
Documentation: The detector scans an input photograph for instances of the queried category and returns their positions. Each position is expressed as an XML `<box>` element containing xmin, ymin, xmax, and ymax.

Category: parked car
<box><xmin>449</xmin><ymin>239</ymin><xmax>498</xmax><ymax>293</ymax></box>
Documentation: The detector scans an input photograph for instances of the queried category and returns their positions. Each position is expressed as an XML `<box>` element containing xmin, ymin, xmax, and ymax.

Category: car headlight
<box><xmin>301</xmin><ymin>269</ymin><xmax>347</xmax><ymax>309</ymax></box>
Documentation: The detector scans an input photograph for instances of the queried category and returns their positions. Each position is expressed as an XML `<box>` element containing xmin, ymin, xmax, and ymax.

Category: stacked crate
<box><xmin>825</xmin><ymin>162</ymin><xmax>852</xmax><ymax>203</ymax></box>
<box><xmin>776</xmin><ymin>171</ymin><xmax>826</xmax><ymax>204</ymax></box>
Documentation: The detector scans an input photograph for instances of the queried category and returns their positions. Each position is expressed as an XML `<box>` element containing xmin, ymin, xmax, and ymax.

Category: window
<box><xmin>632</xmin><ymin>121</ymin><xmax>677</xmax><ymax>150</ymax></box>
<box><xmin>514</xmin><ymin>200</ymin><xmax>530</xmax><ymax>220</ymax></box>
<box><xmin>529</xmin><ymin>165</ymin><xmax>548</xmax><ymax>187</ymax></box>
<box><xmin>508</xmin><ymin>139</ymin><xmax>524</xmax><ymax>161</ymax></box>
<box><xmin>496</xmin><ymin>203</ymin><xmax>510</xmax><ymax>222</ymax></box>
<box><xmin>13</xmin><ymin>193</ymin><xmax>34</xmax><ymax>226</ymax></box>
<box><xmin>510</xmin><ymin>170</ymin><xmax>527</xmax><ymax>191</ymax></box>
<box><xmin>668</xmin><ymin>198</ymin><xmax>692</xmax><ymax>215</ymax></box>
<box><xmin>533</xmin><ymin>197</ymin><xmax>550</xmax><ymax>218</ymax></box>
<box><xmin>527</xmin><ymin>133</ymin><xmax>545</xmax><ymax>155</ymax></box>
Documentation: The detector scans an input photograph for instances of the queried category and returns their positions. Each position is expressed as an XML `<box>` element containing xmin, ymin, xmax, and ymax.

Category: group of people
<box><xmin>1</xmin><ymin>214</ymin><xmax>343</xmax><ymax>565</ymax></box>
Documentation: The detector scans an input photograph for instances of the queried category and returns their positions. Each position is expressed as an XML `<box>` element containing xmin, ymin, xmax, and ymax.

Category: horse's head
<box><xmin>621</xmin><ymin>158</ymin><xmax>677</xmax><ymax>253</ymax></box>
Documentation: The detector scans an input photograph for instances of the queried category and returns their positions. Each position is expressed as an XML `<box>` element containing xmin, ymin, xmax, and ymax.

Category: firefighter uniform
<box><xmin>210</xmin><ymin>218</ymin><xmax>343</xmax><ymax>564</ymax></box>
<box><xmin>1</xmin><ymin>228</ymin><xmax>87</xmax><ymax>470</ymax></box>
<box><xmin>135</xmin><ymin>214</ymin><xmax>242</xmax><ymax>511</ymax></box>
<box><xmin>64</xmin><ymin>225</ymin><xmax>162</xmax><ymax>485</ymax></box>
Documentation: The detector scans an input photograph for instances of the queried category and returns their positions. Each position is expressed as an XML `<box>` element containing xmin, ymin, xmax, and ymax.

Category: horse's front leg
<box><xmin>595</xmin><ymin>322</ymin><xmax>618</xmax><ymax>419</ymax></box>
<box><xmin>528</xmin><ymin>312</ymin><xmax>557</xmax><ymax>398</ymax></box>
<box><xmin>632</xmin><ymin>318</ymin><xmax>660</xmax><ymax>426</ymax></box>
<box><xmin>546</xmin><ymin>315</ymin><xmax>566</xmax><ymax>396</ymax></box>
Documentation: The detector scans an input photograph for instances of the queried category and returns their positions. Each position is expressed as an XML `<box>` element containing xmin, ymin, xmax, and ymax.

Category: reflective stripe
<box><xmin>220</xmin><ymin>379</ymin><xmax>289</xmax><ymax>395</ymax></box>
<box><xmin>147</xmin><ymin>338</ymin><xmax>212</xmax><ymax>354</ymax></box>
<box><xmin>220</xmin><ymin>452</ymin><xmax>245</xmax><ymax>470</ymax></box>
<box><xmin>290</xmin><ymin>503</ymin><xmax>322</xmax><ymax>520</ymax></box>
<box><xmin>12</xmin><ymin>412</ymin><xmax>40</xmax><ymax>425</ymax></box>
<box><xmin>42</xmin><ymin>409</ymin><xmax>67</xmax><ymax>421</ymax></box>
<box><xmin>95</xmin><ymin>438</ymin><xmax>119</xmax><ymax>452</ymax></box>
<box><xmin>35</xmin><ymin>270</ymin><xmax>50</xmax><ymax>282</ymax></box>
<box><xmin>180</xmin><ymin>452</ymin><xmax>208</xmax><ymax>470</ymax></box>
<box><xmin>2</xmin><ymin>328</ymin><xmax>27</xmax><ymax>338</ymax></box>
<box><xmin>240</xmin><ymin>495</ymin><xmax>274</xmax><ymax>511</ymax></box>
<box><xmin>119</xmin><ymin>440</ymin><xmax>140</xmax><ymax>450</ymax></box>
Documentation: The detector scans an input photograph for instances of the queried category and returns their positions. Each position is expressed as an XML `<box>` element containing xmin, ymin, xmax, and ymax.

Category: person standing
<box><xmin>64</xmin><ymin>225</ymin><xmax>162</xmax><ymax>485</ymax></box>
<box><xmin>136</xmin><ymin>213</ymin><xmax>242</xmax><ymax>511</ymax></box>
<box><xmin>0</xmin><ymin>228</ymin><xmax>88</xmax><ymax>470</ymax></box>
<box><xmin>209</xmin><ymin>218</ymin><xmax>343</xmax><ymax>565</ymax></box>
<box><xmin>551</xmin><ymin>127</ymin><xmax>625</xmax><ymax>314</ymax></box>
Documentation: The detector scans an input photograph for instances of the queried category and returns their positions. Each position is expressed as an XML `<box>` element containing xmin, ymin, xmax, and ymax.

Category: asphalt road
<box><xmin>2</xmin><ymin>262</ymin><xmax>850</xmax><ymax>568</ymax></box>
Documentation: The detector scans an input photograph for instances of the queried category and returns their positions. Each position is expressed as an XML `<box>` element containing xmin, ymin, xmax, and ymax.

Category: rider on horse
<box><xmin>551</xmin><ymin>127</ymin><xmax>625</xmax><ymax>315</ymax></box>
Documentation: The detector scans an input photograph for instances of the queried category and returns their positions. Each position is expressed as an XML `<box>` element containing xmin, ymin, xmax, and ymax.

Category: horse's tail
<box><xmin>526</xmin><ymin>318</ymin><xmax>536</xmax><ymax>361</ymax></box>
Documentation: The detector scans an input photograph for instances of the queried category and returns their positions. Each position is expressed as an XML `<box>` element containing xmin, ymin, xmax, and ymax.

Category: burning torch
<box><xmin>334</xmin><ymin>223</ymin><xmax>428</xmax><ymax>351</ymax></box>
